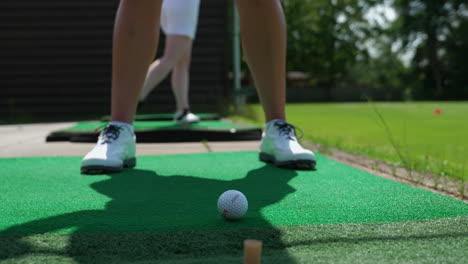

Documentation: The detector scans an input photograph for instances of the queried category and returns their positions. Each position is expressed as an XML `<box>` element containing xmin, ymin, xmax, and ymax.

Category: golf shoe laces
<box><xmin>100</xmin><ymin>125</ymin><xmax>122</xmax><ymax>144</ymax></box>
<box><xmin>274</xmin><ymin>121</ymin><xmax>304</xmax><ymax>141</ymax></box>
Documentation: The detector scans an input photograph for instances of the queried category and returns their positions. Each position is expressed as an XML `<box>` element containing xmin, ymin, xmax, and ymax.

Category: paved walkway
<box><xmin>0</xmin><ymin>122</ymin><xmax>261</xmax><ymax>158</ymax></box>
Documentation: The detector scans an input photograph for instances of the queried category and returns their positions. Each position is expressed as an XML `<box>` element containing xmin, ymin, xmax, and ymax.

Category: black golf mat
<box><xmin>46</xmin><ymin>120</ymin><xmax>262</xmax><ymax>143</ymax></box>
<box><xmin>100</xmin><ymin>113</ymin><xmax>221</xmax><ymax>122</ymax></box>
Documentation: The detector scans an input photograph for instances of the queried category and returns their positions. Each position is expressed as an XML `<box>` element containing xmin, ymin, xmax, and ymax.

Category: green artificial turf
<box><xmin>0</xmin><ymin>152</ymin><xmax>467</xmax><ymax>263</ymax></box>
<box><xmin>1</xmin><ymin>152</ymin><xmax>467</xmax><ymax>233</ymax></box>
<box><xmin>61</xmin><ymin>120</ymin><xmax>257</xmax><ymax>133</ymax></box>
<box><xmin>236</xmin><ymin>102</ymin><xmax>468</xmax><ymax>182</ymax></box>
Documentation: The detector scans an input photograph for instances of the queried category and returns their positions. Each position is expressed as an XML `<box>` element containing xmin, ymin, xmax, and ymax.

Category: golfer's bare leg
<box><xmin>140</xmin><ymin>35</ymin><xmax>192</xmax><ymax>102</ymax></box>
<box><xmin>111</xmin><ymin>0</ymin><xmax>163</xmax><ymax>124</ymax></box>
<box><xmin>235</xmin><ymin>0</ymin><xmax>286</xmax><ymax>122</ymax></box>
<box><xmin>171</xmin><ymin>44</ymin><xmax>192</xmax><ymax>112</ymax></box>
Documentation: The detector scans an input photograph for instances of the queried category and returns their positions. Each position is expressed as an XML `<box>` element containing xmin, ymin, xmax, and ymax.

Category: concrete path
<box><xmin>0</xmin><ymin>122</ymin><xmax>261</xmax><ymax>158</ymax></box>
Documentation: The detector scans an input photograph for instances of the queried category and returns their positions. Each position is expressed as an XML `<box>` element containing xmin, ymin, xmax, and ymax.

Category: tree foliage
<box><xmin>283</xmin><ymin>0</ymin><xmax>379</xmax><ymax>87</ymax></box>
<box><xmin>282</xmin><ymin>0</ymin><xmax>468</xmax><ymax>100</ymax></box>
<box><xmin>392</xmin><ymin>0</ymin><xmax>468</xmax><ymax>99</ymax></box>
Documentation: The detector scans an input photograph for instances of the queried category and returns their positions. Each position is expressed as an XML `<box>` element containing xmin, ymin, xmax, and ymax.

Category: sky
<box><xmin>364</xmin><ymin>1</ymin><xmax>415</xmax><ymax>66</ymax></box>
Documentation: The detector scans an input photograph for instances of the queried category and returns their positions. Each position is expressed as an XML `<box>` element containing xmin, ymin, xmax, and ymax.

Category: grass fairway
<box><xmin>1</xmin><ymin>152</ymin><xmax>467</xmax><ymax>263</ymax></box>
<box><xmin>1</xmin><ymin>217</ymin><xmax>467</xmax><ymax>263</ymax></box>
<box><xmin>238</xmin><ymin>102</ymin><xmax>468</xmax><ymax>182</ymax></box>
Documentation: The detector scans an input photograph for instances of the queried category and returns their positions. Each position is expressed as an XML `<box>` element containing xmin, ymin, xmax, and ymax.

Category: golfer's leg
<box><xmin>171</xmin><ymin>42</ymin><xmax>193</xmax><ymax>112</ymax></box>
<box><xmin>140</xmin><ymin>35</ymin><xmax>192</xmax><ymax>102</ymax></box>
<box><xmin>111</xmin><ymin>0</ymin><xmax>163</xmax><ymax>124</ymax></box>
<box><xmin>236</xmin><ymin>0</ymin><xmax>316</xmax><ymax>170</ymax></box>
<box><xmin>235</xmin><ymin>0</ymin><xmax>286</xmax><ymax>122</ymax></box>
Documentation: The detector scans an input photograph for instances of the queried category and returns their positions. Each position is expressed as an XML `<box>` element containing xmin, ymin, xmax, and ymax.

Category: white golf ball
<box><xmin>217</xmin><ymin>190</ymin><xmax>248</xmax><ymax>220</ymax></box>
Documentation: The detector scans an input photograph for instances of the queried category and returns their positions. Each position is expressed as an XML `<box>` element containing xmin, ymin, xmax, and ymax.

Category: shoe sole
<box><xmin>259</xmin><ymin>152</ymin><xmax>316</xmax><ymax>170</ymax></box>
<box><xmin>80</xmin><ymin>157</ymin><xmax>137</xmax><ymax>174</ymax></box>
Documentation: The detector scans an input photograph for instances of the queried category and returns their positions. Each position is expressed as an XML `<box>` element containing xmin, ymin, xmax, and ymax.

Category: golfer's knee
<box><xmin>165</xmin><ymin>49</ymin><xmax>189</xmax><ymax>69</ymax></box>
<box><xmin>160</xmin><ymin>55</ymin><xmax>180</xmax><ymax>69</ymax></box>
<box><xmin>175</xmin><ymin>54</ymin><xmax>191</xmax><ymax>70</ymax></box>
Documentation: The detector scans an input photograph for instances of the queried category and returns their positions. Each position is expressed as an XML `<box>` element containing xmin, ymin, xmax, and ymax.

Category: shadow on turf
<box><xmin>0</xmin><ymin>165</ymin><xmax>304</xmax><ymax>263</ymax></box>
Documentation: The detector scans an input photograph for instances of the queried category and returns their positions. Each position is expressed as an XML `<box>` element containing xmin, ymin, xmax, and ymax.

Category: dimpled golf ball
<box><xmin>217</xmin><ymin>190</ymin><xmax>248</xmax><ymax>220</ymax></box>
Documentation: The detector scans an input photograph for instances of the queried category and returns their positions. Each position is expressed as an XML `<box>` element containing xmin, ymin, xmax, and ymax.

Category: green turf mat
<box><xmin>0</xmin><ymin>152</ymin><xmax>467</xmax><ymax>235</ymax></box>
<box><xmin>1</xmin><ymin>152</ymin><xmax>467</xmax><ymax>263</ymax></box>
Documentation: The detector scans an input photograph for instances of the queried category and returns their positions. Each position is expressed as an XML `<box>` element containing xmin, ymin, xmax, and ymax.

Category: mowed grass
<box><xmin>2</xmin><ymin>216</ymin><xmax>468</xmax><ymax>263</ymax></box>
<box><xmin>236</xmin><ymin>102</ymin><xmax>468</xmax><ymax>182</ymax></box>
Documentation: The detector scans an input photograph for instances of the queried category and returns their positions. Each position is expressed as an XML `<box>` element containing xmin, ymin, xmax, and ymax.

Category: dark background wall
<box><xmin>0</xmin><ymin>0</ymin><xmax>230</xmax><ymax>122</ymax></box>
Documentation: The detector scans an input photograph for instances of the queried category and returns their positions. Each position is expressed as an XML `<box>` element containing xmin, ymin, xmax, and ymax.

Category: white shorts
<box><xmin>161</xmin><ymin>0</ymin><xmax>200</xmax><ymax>39</ymax></box>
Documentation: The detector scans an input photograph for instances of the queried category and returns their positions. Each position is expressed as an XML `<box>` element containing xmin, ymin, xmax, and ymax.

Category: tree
<box><xmin>392</xmin><ymin>0</ymin><xmax>468</xmax><ymax>99</ymax></box>
<box><xmin>283</xmin><ymin>0</ymin><xmax>381</xmax><ymax>90</ymax></box>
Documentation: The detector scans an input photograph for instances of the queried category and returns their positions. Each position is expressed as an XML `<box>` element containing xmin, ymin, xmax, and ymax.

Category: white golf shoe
<box><xmin>81</xmin><ymin>124</ymin><xmax>136</xmax><ymax>174</ymax></box>
<box><xmin>259</xmin><ymin>119</ymin><xmax>316</xmax><ymax>170</ymax></box>
<box><xmin>174</xmin><ymin>109</ymin><xmax>200</xmax><ymax>124</ymax></box>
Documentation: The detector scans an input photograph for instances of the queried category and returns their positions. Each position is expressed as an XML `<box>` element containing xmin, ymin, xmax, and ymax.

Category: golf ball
<box><xmin>217</xmin><ymin>190</ymin><xmax>248</xmax><ymax>220</ymax></box>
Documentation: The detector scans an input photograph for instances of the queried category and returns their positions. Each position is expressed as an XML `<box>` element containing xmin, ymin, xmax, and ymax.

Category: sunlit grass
<box><xmin>233</xmin><ymin>102</ymin><xmax>468</xmax><ymax>182</ymax></box>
